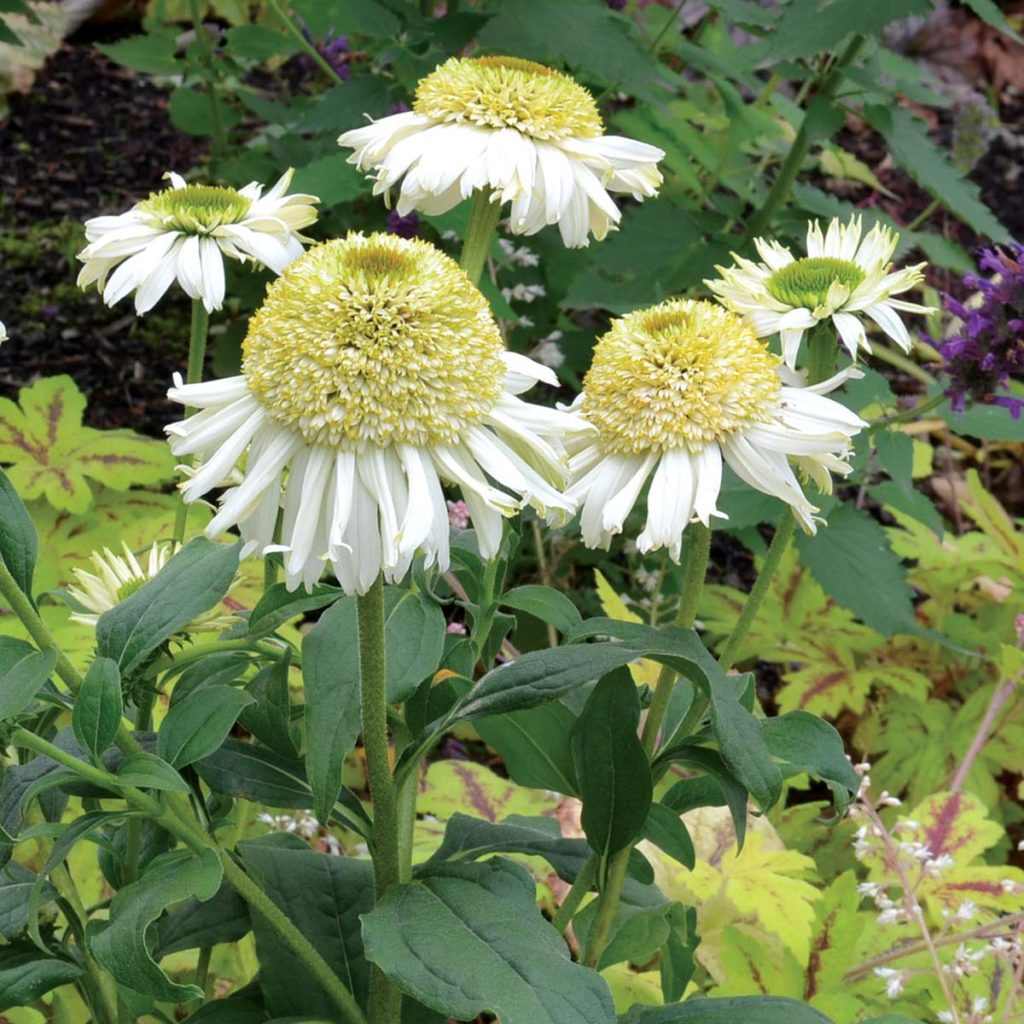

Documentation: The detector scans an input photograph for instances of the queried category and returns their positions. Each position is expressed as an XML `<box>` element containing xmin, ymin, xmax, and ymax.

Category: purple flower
<box><xmin>387</xmin><ymin>209</ymin><xmax>419</xmax><ymax>239</ymax></box>
<box><xmin>299</xmin><ymin>27</ymin><xmax>350</xmax><ymax>80</ymax></box>
<box><xmin>937</xmin><ymin>243</ymin><xmax>1024</xmax><ymax>418</ymax></box>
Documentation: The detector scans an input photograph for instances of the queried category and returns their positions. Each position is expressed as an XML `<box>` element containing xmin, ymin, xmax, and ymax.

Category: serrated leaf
<box><xmin>96</xmin><ymin>537</ymin><xmax>242</xmax><ymax>677</ymax></box>
<box><xmin>90</xmin><ymin>848</ymin><xmax>223</xmax><ymax>1002</ymax></box>
<box><xmin>0</xmin><ymin>376</ymin><xmax>175</xmax><ymax>513</ymax></box>
<box><xmin>72</xmin><ymin>658</ymin><xmax>122</xmax><ymax>761</ymax></box>
<box><xmin>96</xmin><ymin>33</ymin><xmax>182</xmax><ymax>74</ymax></box>
<box><xmin>363</xmin><ymin>859</ymin><xmax>616</xmax><ymax>1024</ymax></box>
<box><xmin>0</xmin><ymin>467</ymin><xmax>38</xmax><ymax>600</ymax></box>
<box><xmin>158</xmin><ymin>685</ymin><xmax>254</xmax><ymax>768</ymax></box>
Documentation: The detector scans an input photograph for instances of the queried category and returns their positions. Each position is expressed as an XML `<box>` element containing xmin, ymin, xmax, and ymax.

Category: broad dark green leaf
<box><xmin>796</xmin><ymin>504</ymin><xmax>916</xmax><ymax>636</ymax></box>
<box><xmin>156</xmin><ymin>881</ymin><xmax>250</xmax><ymax>956</ymax></box>
<box><xmin>302</xmin><ymin>597</ymin><xmax>361</xmax><ymax>825</ymax></box>
<box><xmin>385</xmin><ymin>590</ymin><xmax>446</xmax><ymax>704</ymax></box>
<box><xmin>0</xmin><ymin>863</ymin><xmax>53</xmax><ymax>940</ymax></box>
<box><xmin>660</xmin><ymin>904</ymin><xmax>699</xmax><ymax>1003</ymax></box>
<box><xmin>240</xmin><ymin>835</ymin><xmax>374</xmax><ymax>1017</ymax></box>
<box><xmin>501</xmin><ymin>586</ymin><xmax>582</xmax><ymax>635</ymax></box>
<box><xmin>96</xmin><ymin>538</ymin><xmax>242</xmax><ymax>677</ymax></box>
<box><xmin>241</xmin><ymin>651</ymin><xmax>299</xmax><ymax>759</ymax></box>
<box><xmin>158</xmin><ymin>685</ymin><xmax>254</xmax><ymax>768</ymax></box>
<box><xmin>72</xmin><ymin>657</ymin><xmax>122</xmax><ymax>761</ymax></box>
<box><xmin>0</xmin><ymin>467</ymin><xmax>38</xmax><ymax>600</ymax></box>
<box><xmin>197</xmin><ymin>740</ymin><xmax>314</xmax><ymax>809</ymax></box>
<box><xmin>571</xmin><ymin>673</ymin><xmax>652</xmax><ymax>860</ymax></box>
<box><xmin>363</xmin><ymin>859</ymin><xmax>616</xmax><ymax>1024</ymax></box>
<box><xmin>0</xmin><ymin>943</ymin><xmax>83</xmax><ymax>1011</ymax></box>
<box><xmin>90</xmin><ymin>849</ymin><xmax>223</xmax><ymax>1002</ymax></box>
<box><xmin>0</xmin><ymin>646</ymin><xmax>56</xmax><ymax>721</ymax></box>
<box><xmin>642</xmin><ymin>804</ymin><xmax>695</xmax><ymax>870</ymax></box>
<box><xmin>574</xmin><ymin>883</ymin><xmax>673</xmax><ymax>971</ymax></box>
<box><xmin>116</xmin><ymin>752</ymin><xmax>191</xmax><ymax>793</ymax></box>
<box><xmin>620</xmin><ymin>995</ymin><xmax>837</xmax><ymax>1023</ymax></box>
<box><xmin>247</xmin><ymin>583</ymin><xmax>341</xmax><ymax>639</ymax></box>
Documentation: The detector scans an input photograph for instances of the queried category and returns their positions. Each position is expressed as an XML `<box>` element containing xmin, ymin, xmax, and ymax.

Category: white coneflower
<box><xmin>567</xmin><ymin>299</ymin><xmax>864</xmax><ymax>559</ymax></box>
<box><xmin>0</xmin><ymin>320</ymin><xmax>6</xmax><ymax>346</ymax></box>
<box><xmin>165</xmin><ymin>232</ymin><xmax>584</xmax><ymax>595</ymax></box>
<box><xmin>77</xmin><ymin>170</ymin><xmax>319</xmax><ymax>314</ymax></box>
<box><xmin>338</xmin><ymin>56</ymin><xmax>664</xmax><ymax>248</ymax></box>
<box><xmin>67</xmin><ymin>542</ymin><xmax>238</xmax><ymax>632</ymax></box>
<box><xmin>707</xmin><ymin>216</ymin><xmax>931</xmax><ymax>366</ymax></box>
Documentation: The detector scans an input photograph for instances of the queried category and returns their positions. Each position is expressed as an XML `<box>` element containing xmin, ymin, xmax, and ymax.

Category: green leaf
<box><xmin>363</xmin><ymin>859</ymin><xmax>616</xmax><ymax>1024</ymax></box>
<box><xmin>72</xmin><ymin>658</ymin><xmax>122</xmax><ymax>761</ymax></box>
<box><xmin>571</xmin><ymin>673</ymin><xmax>652</xmax><ymax>860</ymax></box>
<box><xmin>169</xmin><ymin>86</ymin><xmax>241</xmax><ymax>137</ymax></box>
<box><xmin>959</xmin><ymin>0</ymin><xmax>1022</xmax><ymax>41</ymax></box>
<box><xmin>0</xmin><ymin>944</ymin><xmax>83</xmax><ymax>1011</ymax></box>
<box><xmin>620</xmin><ymin>995</ymin><xmax>837</xmax><ymax>1023</ymax></box>
<box><xmin>0</xmin><ymin>646</ymin><xmax>56</xmax><ymax>721</ymax></box>
<box><xmin>291</xmin><ymin>154</ymin><xmax>368</xmax><ymax>207</ymax></box>
<box><xmin>224</xmin><ymin>24</ymin><xmax>300</xmax><ymax>60</ymax></box>
<box><xmin>240</xmin><ymin>651</ymin><xmax>299</xmax><ymax>759</ymax></box>
<box><xmin>0</xmin><ymin>466</ymin><xmax>38</xmax><ymax>599</ymax></box>
<box><xmin>116</xmin><ymin>752</ymin><xmax>191</xmax><ymax>793</ymax></box>
<box><xmin>474</xmin><ymin>701</ymin><xmax>579</xmax><ymax>795</ymax></box>
<box><xmin>501</xmin><ymin>586</ymin><xmax>583</xmax><ymax>635</ymax></box>
<box><xmin>642</xmin><ymin>804</ymin><xmax>695</xmax><ymax>870</ymax></box>
<box><xmin>247</xmin><ymin>583</ymin><xmax>341</xmax><ymax>638</ymax></box>
<box><xmin>385</xmin><ymin>590</ymin><xmax>446</xmax><ymax>703</ymax></box>
<box><xmin>290</xmin><ymin>0</ymin><xmax>400</xmax><ymax>38</ymax></box>
<box><xmin>240</xmin><ymin>836</ymin><xmax>374</xmax><ymax>1017</ymax></box>
<box><xmin>762</xmin><ymin>711</ymin><xmax>860</xmax><ymax>812</ymax></box>
<box><xmin>156</xmin><ymin>881</ymin><xmax>250</xmax><ymax>956</ymax></box>
<box><xmin>0</xmin><ymin>863</ymin><xmax>54</xmax><ymax>940</ymax></box>
<box><xmin>158</xmin><ymin>685</ymin><xmax>254</xmax><ymax>768</ymax></box>
<box><xmin>96</xmin><ymin>33</ymin><xmax>182</xmax><ymax>74</ymax></box>
<box><xmin>0</xmin><ymin>375</ymin><xmax>175</xmax><ymax>513</ymax></box>
<box><xmin>302</xmin><ymin>596</ymin><xmax>361</xmax><ymax>825</ymax></box>
<box><xmin>90</xmin><ymin>849</ymin><xmax>223</xmax><ymax>1002</ymax></box>
<box><xmin>96</xmin><ymin>537</ymin><xmax>242</xmax><ymax>676</ymax></box>
<box><xmin>796</xmin><ymin>504</ymin><xmax>915</xmax><ymax>635</ymax></box>
<box><xmin>864</xmin><ymin>106</ymin><xmax>1010</xmax><ymax>243</ymax></box>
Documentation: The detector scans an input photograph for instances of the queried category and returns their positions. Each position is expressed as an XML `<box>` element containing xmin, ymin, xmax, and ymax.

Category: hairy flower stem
<box><xmin>459</xmin><ymin>189</ymin><xmax>502</xmax><ymax>286</ymax></box>
<box><xmin>358</xmin><ymin>576</ymin><xmax>404</xmax><ymax>1024</ymax></box>
<box><xmin>0</xmin><ymin>558</ymin><xmax>368</xmax><ymax>1024</ymax></box>
<box><xmin>746</xmin><ymin>34</ymin><xmax>865</xmax><ymax>238</ymax></box>
<box><xmin>173</xmin><ymin>299</ymin><xmax>211</xmax><ymax>544</ymax></box>
<box><xmin>584</xmin><ymin>524</ymin><xmax>712</xmax><ymax>969</ymax></box>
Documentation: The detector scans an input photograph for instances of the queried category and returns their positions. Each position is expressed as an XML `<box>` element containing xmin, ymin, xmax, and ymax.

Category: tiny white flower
<box><xmin>568</xmin><ymin>299</ymin><xmax>864</xmax><ymax>559</ymax></box>
<box><xmin>925</xmin><ymin>853</ymin><xmax>955</xmax><ymax>876</ymax></box>
<box><xmin>954</xmin><ymin>901</ymin><xmax>978</xmax><ymax>922</ymax></box>
<box><xmin>77</xmin><ymin>169</ymin><xmax>319</xmax><ymax>314</ymax></box>
<box><xmin>339</xmin><ymin>55</ymin><xmax>663</xmax><ymax>249</ymax></box>
<box><xmin>534</xmin><ymin>333</ymin><xmax>566</xmax><ymax>369</ymax></box>
<box><xmin>707</xmin><ymin>216</ymin><xmax>932</xmax><ymax>367</ymax></box>
<box><xmin>499</xmin><ymin>239</ymin><xmax>540</xmax><ymax>267</ymax></box>
<box><xmin>874</xmin><ymin>967</ymin><xmax>906</xmax><ymax>998</ymax></box>
<box><xmin>502</xmin><ymin>282</ymin><xmax>547</xmax><ymax>304</ymax></box>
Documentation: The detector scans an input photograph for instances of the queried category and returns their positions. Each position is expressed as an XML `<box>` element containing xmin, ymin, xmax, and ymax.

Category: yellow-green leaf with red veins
<box><xmin>869</xmin><ymin>791</ymin><xmax>1024</xmax><ymax>922</ymax></box>
<box><xmin>0</xmin><ymin>375</ymin><xmax>175</xmax><ymax>512</ymax></box>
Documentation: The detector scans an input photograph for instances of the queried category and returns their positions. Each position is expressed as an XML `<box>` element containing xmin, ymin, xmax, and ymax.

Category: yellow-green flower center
<box><xmin>766</xmin><ymin>257</ymin><xmax>865</xmax><ymax>310</ymax></box>
<box><xmin>115</xmin><ymin>575</ymin><xmax>148</xmax><ymax>603</ymax></box>
<box><xmin>138</xmin><ymin>184</ymin><xmax>252</xmax><ymax>233</ymax></box>
<box><xmin>242</xmin><ymin>233</ymin><xmax>506</xmax><ymax>448</ymax></box>
<box><xmin>413</xmin><ymin>55</ymin><xmax>603</xmax><ymax>141</ymax></box>
<box><xmin>582</xmin><ymin>300</ymin><xmax>780</xmax><ymax>455</ymax></box>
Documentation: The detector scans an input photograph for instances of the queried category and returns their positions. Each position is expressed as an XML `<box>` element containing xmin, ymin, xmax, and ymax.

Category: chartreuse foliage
<box><xmin>2</xmin><ymin>0</ymin><xmax>1022</xmax><ymax>1021</ymax></box>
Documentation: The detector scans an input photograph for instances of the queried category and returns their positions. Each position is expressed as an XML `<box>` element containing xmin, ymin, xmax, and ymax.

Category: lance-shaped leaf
<box><xmin>0</xmin><ymin>645</ymin><xmax>56</xmax><ymax>722</ymax></box>
<box><xmin>620</xmin><ymin>995</ymin><xmax>837</xmax><ymax>1023</ymax></box>
<box><xmin>0</xmin><ymin>466</ymin><xmax>38</xmax><ymax>599</ymax></box>
<box><xmin>363</xmin><ymin>859</ymin><xmax>616</xmax><ymax>1024</ymax></box>
<box><xmin>72</xmin><ymin>658</ymin><xmax>123</xmax><ymax>761</ymax></box>
<box><xmin>90</xmin><ymin>848</ymin><xmax>223</xmax><ymax>1002</ymax></box>
<box><xmin>0</xmin><ymin>375</ymin><xmax>174</xmax><ymax>513</ymax></box>
<box><xmin>0</xmin><ymin>943</ymin><xmax>84</xmax><ymax>1011</ymax></box>
<box><xmin>96</xmin><ymin>537</ymin><xmax>242</xmax><ymax>677</ymax></box>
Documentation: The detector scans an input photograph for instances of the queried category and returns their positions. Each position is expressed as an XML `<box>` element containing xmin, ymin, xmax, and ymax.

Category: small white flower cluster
<box><xmin>939</xmin><ymin>995</ymin><xmax>993</xmax><ymax>1024</ymax></box>
<box><xmin>532</xmin><ymin>330</ymin><xmax>565</xmax><ymax>369</ymax></box>
<box><xmin>501</xmin><ymin>282</ymin><xmax>547</xmax><ymax>304</ymax></box>
<box><xmin>498</xmin><ymin>238</ymin><xmax>540</xmax><ymax>267</ymax></box>
<box><xmin>257</xmin><ymin>812</ymin><xmax>342</xmax><ymax>855</ymax></box>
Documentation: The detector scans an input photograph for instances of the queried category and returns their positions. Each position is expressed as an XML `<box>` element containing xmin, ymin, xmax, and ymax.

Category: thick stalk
<box><xmin>1</xmin><ymin>567</ymin><xmax>368</xmax><ymax>1024</ymax></box>
<box><xmin>173</xmin><ymin>299</ymin><xmax>212</xmax><ymax>544</ymax></box>
<box><xmin>718</xmin><ymin>512</ymin><xmax>796</xmax><ymax>671</ymax></box>
<box><xmin>746</xmin><ymin>34</ymin><xmax>865</xmax><ymax>237</ymax></box>
<box><xmin>357</xmin><ymin>576</ymin><xmax>403</xmax><ymax>1024</ymax></box>
<box><xmin>459</xmin><ymin>190</ymin><xmax>502</xmax><ymax>286</ymax></box>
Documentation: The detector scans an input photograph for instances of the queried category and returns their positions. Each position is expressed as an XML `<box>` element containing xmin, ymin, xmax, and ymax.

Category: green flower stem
<box><xmin>357</xmin><ymin>576</ymin><xmax>404</xmax><ymax>1024</ymax></box>
<box><xmin>583</xmin><ymin>847</ymin><xmax>630</xmax><ymax>968</ymax></box>
<box><xmin>718</xmin><ymin>510</ymin><xmax>797</xmax><ymax>671</ymax></box>
<box><xmin>265</xmin><ymin>0</ymin><xmax>346</xmax><ymax>82</ymax></box>
<box><xmin>869</xmin><ymin>391</ymin><xmax>946</xmax><ymax>433</ymax></box>
<box><xmin>869</xmin><ymin>342</ymin><xmax>938</xmax><ymax>386</ymax></box>
<box><xmin>186</xmin><ymin>0</ymin><xmax>229</xmax><ymax>162</ymax></box>
<box><xmin>746</xmin><ymin>34</ymin><xmax>865</xmax><ymax>237</ymax></box>
<box><xmin>807</xmin><ymin>323</ymin><xmax>838</xmax><ymax>386</ymax></box>
<box><xmin>173</xmin><ymin>299</ymin><xmax>212</xmax><ymax>545</ymax></box>
<box><xmin>640</xmin><ymin>522</ymin><xmax>711</xmax><ymax>756</ymax></box>
<box><xmin>552</xmin><ymin>855</ymin><xmax>598</xmax><ymax>934</ymax></box>
<box><xmin>459</xmin><ymin>189</ymin><xmax>502</xmax><ymax>286</ymax></box>
<box><xmin>1</xmin><ymin>563</ymin><xmax>368</xmax><ymax>1024</ymax></box>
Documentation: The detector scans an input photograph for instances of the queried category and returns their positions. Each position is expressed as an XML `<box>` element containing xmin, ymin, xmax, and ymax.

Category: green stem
<box><xmin>552</xmin><ymin>855</ymin><xmax>597</xmax><ymax>934</ymax></box>
<box><xmin>746</xmin><ymin>34</ymin><xmax>866</xmax><ymax>237</ymax></box>
<box><xmin>459</xmin><ymin>189</ymin><xmax>502</xmax><ymax>286</ymax></box>
<box><xmin>173</xmin><ymin>299</ymin><xmax>212</xmax><ymax>545</ymax></box>
<box><xmin>906</xmin><ymin>197</ymin><xmax>940</xmax><ymax>233</ymax></box>
<box><xmin>869</xmin><ymin>392</ymin><xmax>946</xmax><ymax>433</ymax></box>
<box><xmin>186</xmin><ymin>0</ymin><xmax>228</xmax><ymax>161</ymax></box>
<box><xmin>640</xmin><ymin>522</ymin><xmax>711</xmax><ymax>756</ymax></box>
<box><xmin>357</xmin><ymin>576</ymin><xmax>403</xmax><ymax>1024</ymax></box>
<box><xmin>869</xmin><ymin>342</ymin><xmax>938</xmax><ymax>385</ymax></box>
<box><xmin>583</xmin><ymin>849</ymin><xmax>630</xmax><ymax>968</ymax></box>
<box><xmin>718</xmin><ymin>512</ymin><xmax>797</xmax><ymax>671</ymax></box>
<box><xmin>806</xmin><ymin>323</ymin><xmax>837</xmax><ymax>385</ymax></box>
<box><xmin>265</xmin><ymin>0</ymin><xmax>346</xmax><ymax>82</ymax></box>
